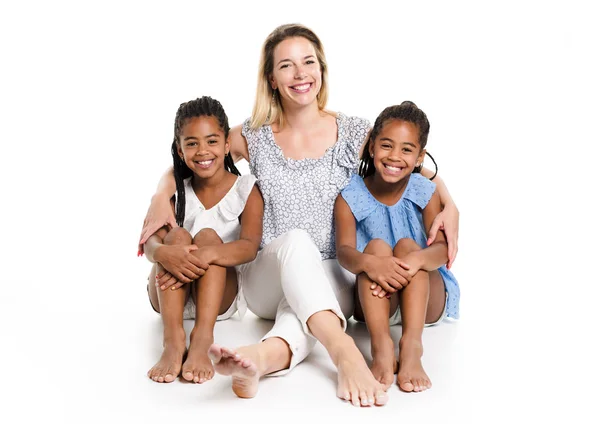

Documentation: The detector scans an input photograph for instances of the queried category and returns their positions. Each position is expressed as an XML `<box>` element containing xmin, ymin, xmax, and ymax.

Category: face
<box><xmin>270</xmin><ymin>36</ymin><xmax>322</xmax><ymax>108</ymax></box>
<box><xmin>177</xmin><ymin>116</ymin><xmax>229</xmax><ymax>180</ymax></box>
<box><xmin>369</xmin><ymin>120</ymin><xmax>426</xmax><ymax>184</ymax></box>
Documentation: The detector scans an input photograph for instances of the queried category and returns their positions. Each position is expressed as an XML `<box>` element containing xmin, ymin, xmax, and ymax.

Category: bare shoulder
<box><xmin>229</xmin><ymin>124</ymin><xmax>249</xmax><ymax>162</ymax></box>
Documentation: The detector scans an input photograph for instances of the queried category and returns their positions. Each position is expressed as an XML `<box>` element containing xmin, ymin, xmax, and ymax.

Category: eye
<box><xmin>186</xmin><ymin>141</ymin><xmax>197</xmax><ymax>147</ymax></box>
<box><xmin>402</xmin><ymin>147</ymin><xmax>413</xmax><ymax>153</ymax></box>
<box><xmin>381</xmin><ymin>144</ymin><xmax>392</xmax><ymax>149</ymax></box>
<box><xmin>280</xmin><ymin>63</ymin><xmax>290</xmax><ymax>69</ymax></box>
<box><xmin>305</xmin><ymin>59</ymin><xmax>315</xmax><ymax>65</ymax></box>
<box><xmin>208</xmin><ymin>139</ymin><xmax>218</xmax><ymax>145</ymax></box>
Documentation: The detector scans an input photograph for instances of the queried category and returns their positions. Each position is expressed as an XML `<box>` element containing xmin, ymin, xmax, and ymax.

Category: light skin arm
<box><xmin>401</xmin><ymin>190</ymin><xmax>449</xmax><ymax>274</ymax></box>
<box><xmin>334</xmin><ymin>195</ymin><xmax>407</xmax><ymax>293</ymax></box>
<box><xmin>421</xmin><ymin>167</ymin><xmax>459</xmax><ymax>269</ymax></box>
<box><xmin>138</xmin><ymin>125</ymin><xmax>250</xmax><ymax>250</ymax></box>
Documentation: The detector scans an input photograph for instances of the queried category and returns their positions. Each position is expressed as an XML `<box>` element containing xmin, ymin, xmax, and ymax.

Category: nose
<box><xmin>294</xmin><ymin>66</ymin><xmax>306</xmax><ymax>80</ymax></box>
<box><xmin>194</xmin><ymin>143</ymin><xmax>210</xmax><ymax>156</ymax></box>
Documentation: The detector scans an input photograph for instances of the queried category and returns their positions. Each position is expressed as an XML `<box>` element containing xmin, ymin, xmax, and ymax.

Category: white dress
<box><xmin>177</xmin><ymin>174</ymin><xmax>256</xmax><ymax>320</ymax></box>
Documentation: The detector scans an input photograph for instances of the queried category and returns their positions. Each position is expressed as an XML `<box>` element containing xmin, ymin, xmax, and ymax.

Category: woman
<box><xmin>139</xmin><ymin>24</ymin><xmax>459</xmax><ymax>407</ymax></box>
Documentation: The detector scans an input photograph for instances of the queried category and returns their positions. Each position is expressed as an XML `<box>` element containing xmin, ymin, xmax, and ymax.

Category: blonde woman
<box><xmin>138</xmin><ymin>24</ymin><xmax>459</xmax><ymax>407</ymax></box>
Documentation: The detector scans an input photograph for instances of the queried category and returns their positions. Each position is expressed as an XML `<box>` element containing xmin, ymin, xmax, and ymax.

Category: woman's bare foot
<box><xmin>147</xmin><ymin>328</ymin><xmax>186</xmax><ymax>383</ymax></box>
<box><xmin>370</xmin><ymin>337</ymin><xmax>397</xmax><ymax>390</ymax></box>
<box><xmin>397</xmin><ymin>337</ymin><xmax>431</xmax><ymax>392</ymax></box>
<box><xmin>181</xmin><ymin>330</ymin><xmax>214</xmax><ymax>384</ymax></box>
<box><xmin>334</xmin><ymin>336</ymin><xmax>388</xmax><ymax>407</ymax></box>
<box><xmin>208</xmin><ymin>344</ymin><xmax>259</xmax><ymax>398</ymax></box>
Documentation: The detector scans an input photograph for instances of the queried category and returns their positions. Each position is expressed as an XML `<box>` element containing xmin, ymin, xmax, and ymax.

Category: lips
<box><xmin>383</xmin><ymin>164</ymin><xmax>404</xmax><ymax>175</ymax></box>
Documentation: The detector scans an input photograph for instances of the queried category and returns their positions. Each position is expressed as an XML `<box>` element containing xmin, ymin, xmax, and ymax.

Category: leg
<box><xmin>393</xmin><ymin>238</ymin><xmax>445</xmax><ymax>392</ymax></box>
<box><xmin>355</xmin><ymin>239</ymin><xmax>399</xmax><ymax>389</ymax></box>
<box><xmin>147</xmin><ymin>227</ymin><xmax>192</xmax><ymax>383</ymax></box>
<box><xmin>182</xmin><ymin>228</ymin><xmax>238</xmax><ymax>383</ymax></box>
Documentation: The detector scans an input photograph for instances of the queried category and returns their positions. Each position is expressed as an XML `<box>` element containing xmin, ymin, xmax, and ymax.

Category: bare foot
<box><xmin>181</xmin><ymin>330</ymin><xmax>214</xmax><ymax>384</ymax></box>
<box><xmin>335</xmin><ymin>336</ymin><xmax>388</xmax><ymax>407</ymax></box>
<box><xmin>397</xmin><ymin>337</ymin><xmax>431</xmax><ymax>392</ymax></box>
<box><xmin>208</xmin><ymin>344</ymin><xmax>259</xmax><ymax>398</ymax></box>
<box><xmin>370</xmin><ymin>337</ymin><xmax>396</xmax><ymax>390</ymax></box>
<box><xmin>147</xmin><ymin>330</ymin><xmax>186</xmax><ymax>383</ymax></box>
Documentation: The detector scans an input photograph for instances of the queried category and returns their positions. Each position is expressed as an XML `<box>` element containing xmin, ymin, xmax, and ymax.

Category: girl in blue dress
<box><xmin>334</xmin><ymin>101</ymin><xmax>460</xmax><ymax>393</ymax></box>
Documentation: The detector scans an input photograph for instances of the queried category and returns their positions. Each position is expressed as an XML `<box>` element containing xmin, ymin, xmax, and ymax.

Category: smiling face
<box><xmin>270</xmin><ymin>36</ymin><xmax>322</xmax><ymax>109</ymax></box>
<box><xmin>177</xmin><ymin>115</ymin><xmax>229</xmax><ymax>181</ymax></box>
<box><xmin>369</xmin><ymin>119</ymin><xmax>426</xmax><ymax>184</ymax></box>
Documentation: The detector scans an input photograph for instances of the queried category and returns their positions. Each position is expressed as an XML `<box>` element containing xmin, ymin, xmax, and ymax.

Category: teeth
<box><xmin>195</xmin><ymin>160</ymin><xmax>212</xmax><ymax>165</ymax></box>
<box><xmin>385</xmin><ymin>165</ymin><xmax>401</xmax><ymax>171</ymax></box>
<box><xmin>292</xmin><ymin>83</ymin><xmax>310</xmax><ymax>90</ymax></box>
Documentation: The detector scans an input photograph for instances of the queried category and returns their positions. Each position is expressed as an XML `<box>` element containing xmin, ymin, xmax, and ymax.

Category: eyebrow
<box><xmin>276</xmin><ymin>55</ymin><xmax>316</xmax><ymax>66</ymax></box>
<box><xmin>379</xmin><ymin>137</ymin><xmax>418</xmax><ymax>148</ymax></box>
<box><xmin>183</xmin><ymin>133</ymin><xmax>221</xmax><ymax>141</ymax></box>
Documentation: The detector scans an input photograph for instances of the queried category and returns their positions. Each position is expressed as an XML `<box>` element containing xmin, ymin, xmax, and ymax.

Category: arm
<box><xmin>403</xmin><ymin>190</ymin><xmax>449</xmax><ymax>274</ymax></box>
<box><xmin>334</xmin><ymin>195</ymin><xmax>407</xmax><ymax>293</ymax></box>
<box><xmin>421</xmin><ymin>167</ymin><xmax>459</xmax><ymax>268</ymax></box>
<box><xmin>197</xmin><ymin>185</ymin><xmax>264</xmax><ymax>267</ymax></box>
<box><xmin>229</xmin><ymin>125</ymin><xmax>250</xmax><ymax>163</ymax></box>
<box><xmin>138</xmin><ymin>167</ymin><xmax>177</xmax><ymax>250</ymax></box>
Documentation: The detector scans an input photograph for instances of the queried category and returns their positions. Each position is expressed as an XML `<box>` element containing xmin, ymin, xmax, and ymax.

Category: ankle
<box><xmin>190</xmin><ymin>327</ymin><xmax>214</xmax><ymax>343</ymax></box>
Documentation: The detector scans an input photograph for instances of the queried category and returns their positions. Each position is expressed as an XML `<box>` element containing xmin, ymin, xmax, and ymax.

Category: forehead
<box><xmin>273</xmin><ymin>36</ymin><xmax>316</xmax><ymax>61</ymax></box>
<box><xmin>378</xmin><ymin>120</ymin><xmax>419</xmax><ymax>142</ymax></box>
<box><xmin>180</xmin><ymin>116</ymin><xmax>222</xmax><ymax>136</ymax></box>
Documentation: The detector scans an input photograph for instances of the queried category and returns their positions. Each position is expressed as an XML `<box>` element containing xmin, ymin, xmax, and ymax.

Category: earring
<box><xmin>271</xmin><ymin>89</ymin><xmax>277</xmax><ymax>105</ymax></box>
<box><xmin>370</xmin><ymin>153</ymin><xmax>374</xmax><ymax>158</ymax></box>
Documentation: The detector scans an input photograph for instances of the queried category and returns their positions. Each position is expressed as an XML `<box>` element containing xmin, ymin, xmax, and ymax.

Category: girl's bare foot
<box><xmin>181</xmin><ymin>330</ymin><xmax>214</xmax><ymax>384</ymax></box>
<box><xmin>208</xmin><ymin>344</ymin><xmax>259</xmax><ymax>398</ymax></box>
<box><xmin>334</xmin><ymin>336</ymin><xmax>388</xmax><ymax>407</ymax></box>
<box><xmin>370</xmin><ymin>337</ymin><xmax>397</xmax><ymax>390</ymax></box>
<box><xmin>147</xmin><ymin>329</ymin><xmax>186</xmax><ymax>383</ymax></box>
<box><xmin>397</xmin><ymin>337</ymin><xmax>431</xmax><ymax>392</ymax></box>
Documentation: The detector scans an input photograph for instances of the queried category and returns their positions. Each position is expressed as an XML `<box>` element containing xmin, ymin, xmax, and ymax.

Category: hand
<box><xmin>397</xmin><ymin>252</ymin><xmax>422</xmax><ymax>280</ymax></box>
<box><xmin>365</xmin><ymin>256</ymin><xmax>411</xmax><ymax>293</ymax></box>
<box><xmin>155</xmin><ymin>265</ymin><xmax>185</xmax><ymax>291</ymax></box>
<box><xmin>138</xmin><ymin>195</ymin><xmax>178</xmax><ymax>255</ymax></box>
<box><xmin>370</xmin><ymin>284</ymin><xmax>393</xmax><ymax>299</ymax></box>
<box><xmin>155</xmin><ymin>244</ymin><xmax>209</xmax><ymax>283</ymax></box>
<box><xmin>427</xmin><ymin>204</ymin><xmax>459</xmax><ymax>269</ymax></box>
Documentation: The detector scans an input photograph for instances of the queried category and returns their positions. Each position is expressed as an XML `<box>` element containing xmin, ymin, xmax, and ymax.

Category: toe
<box><xmin>207</xmin><ymin>344</ymin><xmax>222</xmax><ymax>362</ymax></box>
<box><xmin>375</xmin><ymin>390</ymin><xmax>388</xmax><ymax>406</ymax></box>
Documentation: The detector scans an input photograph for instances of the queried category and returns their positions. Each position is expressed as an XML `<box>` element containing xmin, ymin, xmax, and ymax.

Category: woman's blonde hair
<box><xmin>250</xmin><ymin>24</ymin><xmax>330</xmax><ymax>129</ymax></box>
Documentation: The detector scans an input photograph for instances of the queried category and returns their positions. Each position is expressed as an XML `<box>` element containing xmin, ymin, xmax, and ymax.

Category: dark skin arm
<box><xmin>334</xmin><ymin>194</ymin><xmax>410</xmax><ymax>293</ymax></box>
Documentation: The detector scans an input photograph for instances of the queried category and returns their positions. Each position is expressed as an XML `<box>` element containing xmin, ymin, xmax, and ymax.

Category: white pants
<box><xmin>238</xmin><ymin>229</ymin><xmax>355</xmax><ymax>375</ymax></box>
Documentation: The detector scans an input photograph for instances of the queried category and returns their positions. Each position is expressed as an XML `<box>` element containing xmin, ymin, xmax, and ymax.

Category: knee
<box><xmin>393</xmin><ymin>238</ymin><xmax>421</xmax><ymax>256</ymax></box>
<box><xmin>163</xmin><ymin>227</ymin><xmax>192</xmax><ymax>245</ymax></box>
<box><xmin>364</xmin><ymin>238</ymin><xmax>393</xmax><ymax>255</ymax></box>
<box><xmin>276</xmin><ymin>229</ymin><xmax>319</xmax><ymax>260</ymax></box>
<box><xmin>193</xmin><ymin>228</ymin><xmax>222</xmax><ymax>246</ymax></box>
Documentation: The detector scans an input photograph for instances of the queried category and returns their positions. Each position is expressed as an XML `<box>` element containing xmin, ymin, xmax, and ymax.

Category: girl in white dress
<box><xmin>143</xmin><ymin>96</ymin><xmax>263</xmax><ymax>385</ymax></box>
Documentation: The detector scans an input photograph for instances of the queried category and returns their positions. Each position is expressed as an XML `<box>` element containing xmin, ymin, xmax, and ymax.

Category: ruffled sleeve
<box><xmin>217</xmin><ymin>174</ymin><xmax>258</xmax><ymax>221</ymax></box>
<box><xmin>333</xmin><ymin>114</ymin><xmax>371</xmax><ymax>172</ymax></box>
<box><xmin>340</xmin><ymin>174</ymin><xmax>378</xmax><ymax>222</ymax></box>
<box><xmin>403</xmin><ymin>174</ymin><xmax>436</xmax><ymax>209</ymax></box>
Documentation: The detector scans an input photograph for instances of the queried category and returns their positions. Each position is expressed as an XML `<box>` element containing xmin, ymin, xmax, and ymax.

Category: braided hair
<box><xmin>358</xmin><ymin>101</ymin><xmax>437</xmax><ymax>180</ymax></box>
<box><xmin>171</xmin><ymin>96</ymin><xmax>241</xmax><ymax>227</ymax></box>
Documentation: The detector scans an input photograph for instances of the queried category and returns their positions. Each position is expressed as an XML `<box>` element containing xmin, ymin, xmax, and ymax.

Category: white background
<box><xmin>1</xmin><ymin>1</ymin><xmax>598</xmax><ymax>423</ymax></box>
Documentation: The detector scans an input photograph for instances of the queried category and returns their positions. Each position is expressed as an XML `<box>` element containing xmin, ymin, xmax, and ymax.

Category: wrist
<box><xmin>152</xmin><ymin>192</ymin><xmax>171</xmax><ymax>203</ymax></box>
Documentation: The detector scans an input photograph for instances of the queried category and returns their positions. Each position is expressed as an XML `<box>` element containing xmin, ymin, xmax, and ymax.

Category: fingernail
<box><xmin>161</xmin><ymin>285</ymin><xmax>165</xmax><ymax>290</ymax></box>
<box><xmin>171</xmin><ymin>287</ymin><xmax>176</xmax><ymax>291</ymax></box>
<box><xmin>155</xmin><ymin>283</ymin><xmax>158</xmax><ymax>287</ymax></box>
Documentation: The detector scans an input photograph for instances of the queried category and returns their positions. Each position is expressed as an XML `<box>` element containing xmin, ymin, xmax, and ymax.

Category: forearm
<box><xmin>421</xmin><ymin>168</ymin><xmax>455</xmax><ymax>209</ymax></box>
<box><xmin>204</xmin><ymin>240</ymin><xmax>259</xmax><ymax>267</ymax></box>
<box><xmin>412</xmin><ymin>242</ymin><xmax>448</xmax><ymax>271</ymax></box>
<box><xmin>154</xmin><ymin>167</ymin><xmax>176</xmax><ymax>199</ymax></box>
<box><xmin>144</xmin><ymin>237</ymin><xmax>164</xmax><ymax>263</ymax></box>
<box><xmin>337</xmin><ymin>246</ymin><xmax>373</xmax><ymax>275</ymax></box>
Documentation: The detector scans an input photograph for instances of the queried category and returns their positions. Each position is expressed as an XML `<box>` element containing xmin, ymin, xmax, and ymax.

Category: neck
<box><xmin>278</xmin><ymin>101</ymin><xmax>322</xmax><ymax>131</ymax></box>
<box><xmin>368</xmin><ymin>172</ymin><xmax>411</xmax><ymax>199</ymax></box>
<box><xmin>191</xmin><ymin>167</ymin><xmax>227</xmax><ymax>191</ymax></box>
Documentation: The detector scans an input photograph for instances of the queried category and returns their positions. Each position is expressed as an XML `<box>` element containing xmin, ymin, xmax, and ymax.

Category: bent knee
<box><xmin>364</xmin><ymin>238</ymin><xmax>393</xmax><ymax>255</ymax></box>
<box><xmin>193</xmin><ymin>228</ymin><xmax>223</xmax><ymax>246</ymax></box>
<box><xmin>393</xmin><ymin>238</ymin><xmax>420</xmax><ymax>255</ymax></box>
<box><xmin>164</xmin><ymin>227</ymin><xmax>192</xmax><ymax>245</ymax></box>
<box><xmin>280</xmin><ymin>229</ymin><xmax>315</xmax><ymax>247</ymax></box>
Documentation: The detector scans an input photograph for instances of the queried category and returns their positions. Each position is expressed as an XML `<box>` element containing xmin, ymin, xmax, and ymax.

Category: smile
<box><xmin>383</xmin><ymin>164</ymin><xmax>404</xmax><ymax>175</ymax></box>
<box><xmin>193</xmin><ymin>159</ymin><xmax>214</xmax><ymax>169</ymax></box>
<box><xmin>290</xmin><ymin>83</ymin><xmax>312</xmax><ymax>93</ymax></box>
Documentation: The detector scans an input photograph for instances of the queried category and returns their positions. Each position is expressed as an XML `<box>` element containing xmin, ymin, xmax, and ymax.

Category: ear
<box><xmin>177</xmin><ymin>144</ymin><xmax>184</xmax><ymax>159</ymax></box>
<box><xmin>269</xmin><ymin>74</ymin><xmax>277</xmax><ymax>90</ymax></box>
<box><xmin>225</xmin><ymin>135</ymin><xmax>231</xmax><ymax>156</ymax></box>
<box><xmin>417</xmin><ymin>148</ymin><xmax>426</xmax><ymax>166</ymax></box>
<box><xmin>368</xmin><ymin>139</ymin><xmax>375</xmax><ymax>158</ymax></box>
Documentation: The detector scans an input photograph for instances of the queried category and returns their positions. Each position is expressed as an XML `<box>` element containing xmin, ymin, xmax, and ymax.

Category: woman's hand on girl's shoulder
<box><xmin>427</xmin><ymin>204</ymin><xmax>459</xmax><ymax>269</ymax></box>
<box><xmin>138</xmin><ymin>195</ymin><xmax>178</xmax><ymax>254</ymax></box>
